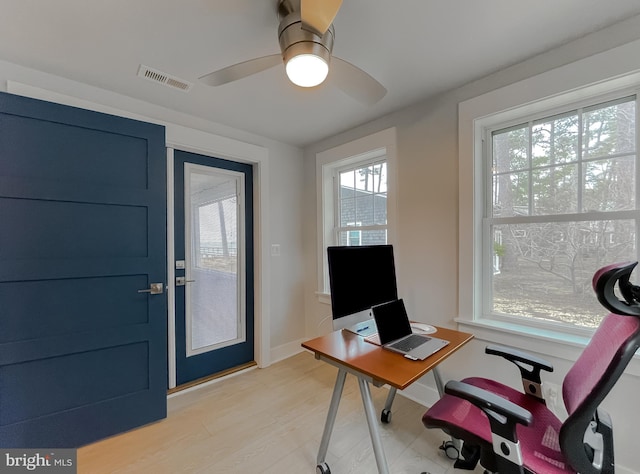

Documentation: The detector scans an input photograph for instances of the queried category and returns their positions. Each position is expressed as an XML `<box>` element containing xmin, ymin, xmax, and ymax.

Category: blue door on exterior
<box><xmin>0</xmin><ymin>92</ymin><xmax>168</xmax><ymax>447</ymax></box>
<box><xmin>174</xmin><ymin>150</ymin><xmax>254</xmax><ymax>385</ymax></box>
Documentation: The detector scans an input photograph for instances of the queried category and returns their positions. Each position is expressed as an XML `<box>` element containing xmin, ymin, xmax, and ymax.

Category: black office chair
<box><xmin>422</xmin><ymin>261</ymin><xmax>640</xmax><ymax>473</ymax></box>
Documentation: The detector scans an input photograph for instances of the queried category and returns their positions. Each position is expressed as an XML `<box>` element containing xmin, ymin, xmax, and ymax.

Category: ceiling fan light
<box><xmin>286</xmin><ymin>53</ymin><xmax>329</xmax><ymax>87</ymax></box>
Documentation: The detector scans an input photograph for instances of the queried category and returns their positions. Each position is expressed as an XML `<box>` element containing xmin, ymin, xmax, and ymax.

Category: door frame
<box><xmin>6</xmin><ymin>81</ymin><xmax>272</xmax><ymax>391</ymax></box>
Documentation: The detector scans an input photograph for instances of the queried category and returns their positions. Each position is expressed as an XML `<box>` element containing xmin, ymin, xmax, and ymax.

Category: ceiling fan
<box><xmin>198</xmin><ymin>0</ymin><xmax>387</xmax><ymax>105</ymax></box>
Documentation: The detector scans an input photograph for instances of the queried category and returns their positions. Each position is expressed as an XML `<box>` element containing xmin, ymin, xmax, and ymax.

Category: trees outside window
<box><xmin>487</xmin><ymin>97</ymin><xmax>637</xmax><ymax>329</ymax></box>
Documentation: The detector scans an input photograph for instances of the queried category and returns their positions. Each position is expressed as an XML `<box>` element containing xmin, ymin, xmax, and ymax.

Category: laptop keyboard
<box><xmin>389</xmin><ymin>334</ymin><xmax>430</xmax><ymax>352</ymax></box>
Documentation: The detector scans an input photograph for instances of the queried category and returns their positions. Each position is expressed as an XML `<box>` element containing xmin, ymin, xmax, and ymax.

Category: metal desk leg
<box><xmin>358</xmin><ymin>377</ymin><xmax>390</xmax><ymax>474</ymax></box>
<box><xmin>432</xmin><ymin>366</ymin><xmax>445</xmax><ymax>396</ymax></box>
<box><xmin>317</xmin><ymin>369</ymin><xmax>347</xmax><ymax>466</ymax></box>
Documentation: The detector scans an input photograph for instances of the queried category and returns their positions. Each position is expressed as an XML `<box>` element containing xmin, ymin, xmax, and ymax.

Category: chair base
<box><xmin>454</xmin><ymin>443</ymin><xmax>481</xmax><ymax>470</ymax></box>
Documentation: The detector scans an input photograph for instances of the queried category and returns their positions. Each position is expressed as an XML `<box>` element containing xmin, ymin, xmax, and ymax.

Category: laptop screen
<box><xmin>371</xmin><ymin>299</ymin><xmax>413</xmax><ymax>345</ymax></box>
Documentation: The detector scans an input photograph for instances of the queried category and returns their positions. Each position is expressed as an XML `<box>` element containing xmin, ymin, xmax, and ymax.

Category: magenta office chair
<box><xmin>422</xmin><ymin>262</ymin><xmax>640</xmax><ymax>474</ymax></box>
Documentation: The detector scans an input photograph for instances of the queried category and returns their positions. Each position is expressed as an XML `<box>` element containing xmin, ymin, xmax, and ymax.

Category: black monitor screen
<box><xmin>327</xmin><ymin>245</ymin><xmax>398</xmax><ymax>320</ymax></box>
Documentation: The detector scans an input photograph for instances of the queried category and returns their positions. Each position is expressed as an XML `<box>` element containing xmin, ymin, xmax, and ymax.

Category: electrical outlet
<box><xmin>543</xmin><ymin>382</ymin><xmax>560</xmax><ymax>412</ymax></box>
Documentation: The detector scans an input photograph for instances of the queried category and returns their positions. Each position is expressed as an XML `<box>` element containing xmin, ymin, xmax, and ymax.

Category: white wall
<box><xmin>0</xmin><ymin>58</ymin><xmax>307</xmax><ymax>366</ymax></box>
<box><xmin>268</xmin><ymin>147</ymin><xmax>306</xmax><ymax>354</ymax></box>
<box><xmin>303</xmin><ymin>15</ymin><xmax>640</xmax><ymax>474</ymax></box>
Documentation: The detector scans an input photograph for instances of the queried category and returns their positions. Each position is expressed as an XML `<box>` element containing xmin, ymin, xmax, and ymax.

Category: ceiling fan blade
<box><xmin>199</xmin><ymin>54</ymin><xmax>281</xmax><ymax>86</ymax></box>
<box><xmin>300</xmin><ymin>0</ymin><xmax>342</xmax><ymax>36</ymax></box>
<box><xmin>330</xmin><ymin>57</ymin><xmax>387</xmax><ymax>105</ymax></box>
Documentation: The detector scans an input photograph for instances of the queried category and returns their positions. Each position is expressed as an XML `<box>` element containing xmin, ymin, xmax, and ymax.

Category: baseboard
<box><xmin>269</xmin><ymin>338</ymin><xmax>305</xmax><ymax>365</ymax></box>
<box><xmin>398</xmin><ymin>379</ymin><xmax>439</xmax><ymax>409</ymax></box>
<box><xmin>617</xmin><ymin>465</ymin><xmax>639</xmax><ymax>474</ymax></box>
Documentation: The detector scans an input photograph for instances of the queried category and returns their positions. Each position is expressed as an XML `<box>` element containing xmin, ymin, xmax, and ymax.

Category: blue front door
<box><xmin>174</xmin><ymin>150</ymin><xmax>254</xmax><ymax>385</ymax></box>
<box><xmin>0</xmin><ymin>92</ymin><xmax>167</xmax><ymax>447</ymax></box>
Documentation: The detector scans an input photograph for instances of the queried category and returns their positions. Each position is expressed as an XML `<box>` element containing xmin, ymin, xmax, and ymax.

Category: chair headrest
<box><xmin>593</xmin><ymin>261</ymin><xmax>640</xmax><ymax>316</ymax></box>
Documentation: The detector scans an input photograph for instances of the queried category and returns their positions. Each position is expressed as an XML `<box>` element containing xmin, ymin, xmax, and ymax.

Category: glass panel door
<box><xmin>185</xmin><ymin>163</ymin><xmax>245</xmax><ymax>355</ymax></box>
<box><xmin>173</xmin><ymin>149</ymin><xmax>254</xmax><ymax>387</ymax></box>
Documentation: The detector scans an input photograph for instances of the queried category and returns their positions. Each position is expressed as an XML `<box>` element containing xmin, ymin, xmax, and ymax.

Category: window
<box><xmin>316</xmin><ymin>128</ymin><xmax>397</xmax><ymax>295</ymax></box>
<box><xmin>456</xmin><ymin>42</ymin><xmax>640</xmax><ymax>369</ymax></box>
<box><xmin>487</xmin><ymin>97</ymin><xmax>637</xmax><ymax>332</ymax></box>
<box><xmin>335</xmin><ymin>160</ymin><xmax>388</xmax><ymax>246</ymax></box>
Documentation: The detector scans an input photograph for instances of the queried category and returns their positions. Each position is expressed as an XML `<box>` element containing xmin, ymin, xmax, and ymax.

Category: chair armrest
<box><xmin>486</xmin><ymin>344</ymin><xmax>554</xmax><ymax>401</ymax></box>
<box><xmin>445</xmin><ymin>380</ymin><xmax>532</xmax><ymax>438</ymax></box>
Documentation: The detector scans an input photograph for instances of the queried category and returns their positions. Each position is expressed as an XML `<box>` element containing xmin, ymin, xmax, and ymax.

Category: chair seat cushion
<box><xmin>423</xmin><ymin>376</ymin><xmax>575</xmax><ymax>473</ymax></box>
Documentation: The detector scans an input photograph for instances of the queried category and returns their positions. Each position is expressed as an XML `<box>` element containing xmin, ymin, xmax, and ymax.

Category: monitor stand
<box><xmin>333</xmin><ymin>308</ymin><xmax>378</xmax><ymax>337</ymax></box>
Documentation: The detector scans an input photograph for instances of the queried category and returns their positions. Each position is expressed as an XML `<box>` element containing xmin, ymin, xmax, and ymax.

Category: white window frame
<box><xmin>457</xmin><ymin>39</ymin><xmax>640</xmax><ymax>372</ymax></box>
<box><xmin>316</xmin><ymin>128</ymin><xmax>397</xmax><ymax>300</ymax></box>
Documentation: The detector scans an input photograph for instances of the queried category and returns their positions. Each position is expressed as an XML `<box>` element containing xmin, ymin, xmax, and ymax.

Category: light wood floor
<box><xmin>78</xmin><ymin>351</ymin><xmax>483</xmax><ymax>473</ymax></box>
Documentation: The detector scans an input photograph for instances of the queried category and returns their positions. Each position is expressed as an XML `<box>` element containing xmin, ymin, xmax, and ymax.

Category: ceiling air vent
<box><xmin>137</xmin><ymin>65</ymin><xmax>192</xmax><ymax>92</ymax></box>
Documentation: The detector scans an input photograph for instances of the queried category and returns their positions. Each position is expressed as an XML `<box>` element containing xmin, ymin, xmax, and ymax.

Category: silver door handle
<box><xmin>176</xmin><ymin>277</ymin><xmax>196</xmax><ymax>287</ymax></box>
<box><xmin>138</xmin><ymin>282</ymin><xmax>164</xmax><ymax>294</ymax></box>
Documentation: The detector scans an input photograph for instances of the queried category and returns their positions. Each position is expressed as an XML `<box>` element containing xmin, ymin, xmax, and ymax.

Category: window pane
<box><xmin>373</xmin><ymin>190</ymin><xmax>387</xmax><ymax>225</ymax></box>
<box><xmin>355</xmin><ymin>195</ymin><xmax>374</xmax><ymax>225</ymax></box>
<box><xmin>493</xmin><ymin>126</ymin><xmax>529</xmax><ymax>173</ymax></box>
<box><xmin>340</xmin><ymin>197</ymin><xmax>355</xmax><ymax>227</ymax></box>
<box><xmin>347</xmin><ymin>230</ymin><xmax>361</xmax><ymax>246</ymax></box>
<box><xmin>338</xmin><ymin>161</ymin><xmax>387</xmax><ymax>234</ymax></box>
<box><xmin>532</xmin><ymin>114</ymin><xmax>578</xmax><ymax>167</ymax></box>
<box><xmin>372</xmin><ymin>163</ymin><xmax>387</xmax><ymax>193</ymax></box>
<box><xmin>188</xmin><ymin>170</ymin><xmax>241</xmax><ymax>352</ymax></box>
<box><xmin>584</xmin><ymin>156</ymin><xmax>635</xmax><ymax>211</ymax></box>
<box><xmin>338</xmin><ymin>229</ymin><xmax>387</xmax><ymax>246</ymax></box>
<box><xmin>583</xmin><ymin>100</ymin><xmax>636</xmax><ymax>159</ymax></box>
<box><xmin>491</xmin><ymin>220</ymin><xmax>636</xmax><ymax>328</ymax></box>
<box><xmin>493</xmin><ymin>171</ymin><xmax>530</xmax><ymax>216</ymax></box>
<box><xmin>340</xmin><ymin>170</ymin><xmax>355</xmax><ymax>199</ymax></box>
<box><xmin>532</xmin><ymin>164</ymin><xmax>578</xmax><ymax>215</ymax></box>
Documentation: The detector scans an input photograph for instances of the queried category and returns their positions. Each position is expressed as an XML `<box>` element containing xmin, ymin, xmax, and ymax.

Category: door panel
<box><xmin>0</xmin><ymin>91</ymin><xmax>167</xmax><ymax>448</ymax></box>
<box><xmin>174</xmin><ymin>150</ymin><xmax>253</xmax><ymax>385</ymax></box>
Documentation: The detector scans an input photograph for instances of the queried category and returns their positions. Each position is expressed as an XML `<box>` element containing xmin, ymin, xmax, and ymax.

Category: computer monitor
<box><xmin>327</xmin><ymin>245</ymin><xmax>398</xmax><ymax>333</ymax></box>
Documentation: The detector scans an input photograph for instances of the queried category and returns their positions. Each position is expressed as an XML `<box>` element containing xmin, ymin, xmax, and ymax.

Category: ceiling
<box><xmin>2</xmin><ymin>1</ymin><xmax>640</xmax><ymax>148</ymax></box>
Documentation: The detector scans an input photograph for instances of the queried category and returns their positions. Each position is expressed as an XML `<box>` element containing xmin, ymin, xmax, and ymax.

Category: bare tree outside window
<box><xmin>489</xmin><ymin>97</ymin><xmax>637</xmax><ymax>329</ymax></box>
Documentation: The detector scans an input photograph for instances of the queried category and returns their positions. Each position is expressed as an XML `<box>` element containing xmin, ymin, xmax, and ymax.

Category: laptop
<box><xmin>370</xmin><ymin>299</ymin><xmax>449</xmax><ymax>360</ymax></box>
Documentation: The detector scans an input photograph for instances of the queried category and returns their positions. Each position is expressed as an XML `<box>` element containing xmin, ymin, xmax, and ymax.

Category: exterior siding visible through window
<box><xmin>335</xmin><ymin>160</ymin><xmax>387</xmax><ymax>246</ymax></box>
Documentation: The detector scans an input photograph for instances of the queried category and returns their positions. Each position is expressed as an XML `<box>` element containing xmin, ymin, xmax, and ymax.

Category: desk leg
<box><xmin>358</xmin><ymin>377</ymin><xmax>390</xmax><ymax>474</ymax></box>
<box><xmin>433</xmin><ymin>366</ymin><xmax>445</xmax><ymax>397</ymax></box>
<box><xmin>317</xmin><ymin>369</ymin><xmax>347</xmax><ymax>466</ymax></box>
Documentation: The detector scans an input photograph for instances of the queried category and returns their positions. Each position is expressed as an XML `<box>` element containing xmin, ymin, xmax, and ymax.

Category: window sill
<box><xmin>316</xmin><ymin>292</ymin><xmax>331</xmax><ymax>305</ymax></box>
<box><xmin>456</xmin><ymin>318</ymin><xmax>640</xmax><ymax>378</ymax></box>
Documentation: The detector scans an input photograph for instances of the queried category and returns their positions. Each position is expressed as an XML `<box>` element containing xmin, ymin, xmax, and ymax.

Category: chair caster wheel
<box><xmin>440</xmin><ymin>440</ymin><xmax>459</xmax><ymax>460</ymax></box>
<box><xmin>381</xmin><ymin>408</ymin><xmax>392</xmax><ymax>423</ymax></box>
<box><xmin>316</xmin><ymin>462</ymin><xmax>331</xmax><ymax>474</ymax></box>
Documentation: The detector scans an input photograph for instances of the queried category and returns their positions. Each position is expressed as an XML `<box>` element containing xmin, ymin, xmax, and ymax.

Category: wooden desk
<box><xmin>302</xmin><ymin>326</ymin><xmax>473</xmax><ymax>474</ymax></box>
